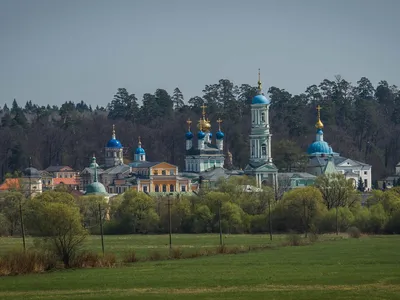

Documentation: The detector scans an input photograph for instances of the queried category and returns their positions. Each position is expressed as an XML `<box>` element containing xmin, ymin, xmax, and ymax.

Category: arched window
<box><xmin>262</xmin><ymin>144</ymin><xmax>267</xmax><ymax>156</ymax></box>
<box><xmin>162</xmin><ymin>170</ymin><xmax>166</xmax><ymax>175</ymax></box>
<box><xmin>155</xmin><ymin>185</ymin><xmax>159</xmax><ymax>192</ymax></box>
<box><xmin>252</xmin><ymin>145</ymin><xmax>255</xmax><ymax>156</ymax></box>
<box><xmin>261</xmin><ymin>112</ymin><xmax>265</xmax><ymax>122</ymax></box>
<box><xmin>170</xmin><ymin>184</ymin><xmax>174</xmax><ymax>192</ymax></box>
<box><xmin>162</xmin><ymin>184</ymin><xmax>167</xmax><ymax>192</ymax></box>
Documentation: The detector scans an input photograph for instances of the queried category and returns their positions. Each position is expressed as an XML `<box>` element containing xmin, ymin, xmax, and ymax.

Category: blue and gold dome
<box><xmin>106</xmin><ymin>125</ymin><xmax>122</xmax><ymax>149</ymax></box>
<box><xmin>252</xmin><ymin>69</ymin><xmax>270</xmax><ymax>105</ymax></box>
<box><xmin>307</xmin><ymin>138</ymin><xmax>332</xmax><ymax>155</ymax></box>
<box><xmin>135</xmin><ymin>136</ymin><xmax>145</xmax><ymax>154</ymax></box>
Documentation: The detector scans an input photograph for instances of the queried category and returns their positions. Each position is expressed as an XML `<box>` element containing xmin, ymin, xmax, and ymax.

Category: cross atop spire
<box><xmin>138</xmin><ymin>136</ymin><xmax>141</xmax><ymax>145</ymax></box>
<box><xmin>216</xmin><ymin>118</ymin><xmax>223</xmax><ymax>130</ymax></box>
<box><xmin>315</xmin><ymin>105</ymin><xmax>324</xmax><ymax>129</ymax></box>
<box><xmin>200</xmin><ymin>104</ymin><xmax>207</xmax><ymax>117</ymax></box>
<box><xmin>186</xmin><ymin>118</ymin><xmax>192</xmax><ymax>131</ymax></box>
<box><xmin>257</xmin><ymin>68</ymin><xmax>262</xmax><ymax>91</ymax></box>
<box><xmin>112</xmin><ymin>124</ymin><xmax>116</xmax><ymax>139</ymax></box>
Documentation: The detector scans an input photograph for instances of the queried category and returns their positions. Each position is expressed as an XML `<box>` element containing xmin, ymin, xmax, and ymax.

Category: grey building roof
<box><xmin>129</xmin><ymin>161</ymin><xmax>160</xmax><ymax>168</ymax></box>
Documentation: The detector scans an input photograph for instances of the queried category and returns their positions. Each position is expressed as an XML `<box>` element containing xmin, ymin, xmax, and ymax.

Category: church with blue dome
<box><xmin>104</xmin><ymin>125</ymin><xmax>124</xmax><ymax>168</ymax></box>
<box><xmin>183</xmin><ymin>104</ymin><xmax>225</xmax><ymax>173</ymax></box>
<box><xmin>305</xmin><ymin>105</ymin><xmax>372</xmax><ymax>190</ymax></box>
<box><xmin>244</xmin><ymin>70</ymin><xmax>278</xmax><ymax>187</ymax></box>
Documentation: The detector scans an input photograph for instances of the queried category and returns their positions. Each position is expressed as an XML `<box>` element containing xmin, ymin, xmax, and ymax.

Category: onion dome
<box><xmin>197</xmin><ymin>130</ymin><xmax>205</xmax><ymax>139</ymax></box>
<box><xmin>106</xmin><ymin>125</ymin><xmax>123</xmax><ymax>148</ymax></box>
<box><xmin>185</xmin><ymin>131</ymin><xmax>194</xmax><ymax>140</ymax></box>
<box><xmin>252</xmin><ymin>94</ymin><xmax>270</xmax><ymax>105</ymax></box>
<box><xmin>216</xmin><ymin>131</ymin><xmax>224</xmax><ymax>139</ymax></box>
<box><xmin>85</xmin><ymin>155</ymin><xmax>108</xmax><ymax>196</ymax></box>
<box><xmin>135</xmin><ymin>136</ymin><xmax>146</xmax><ymax>154</ymax></box>
<box><xmin>307</xmin><ymin>139</ymin><xmax>332</xmax><ymax>155</ymax></box>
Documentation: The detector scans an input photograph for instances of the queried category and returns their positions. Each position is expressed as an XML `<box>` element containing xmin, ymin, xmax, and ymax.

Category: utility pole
<box><xmin>218</xmin><ymin>200</ymin><xmax>223</xmax><ymax>246</ymax></box>
<box><xmin>268</xmin><ymin>194</ymin><xmax>272</xmax><ymax>241</ymax></box>
<box><xmin>335</xmin><ymin>204</ymin><xmax>339</xmax><ymax>236</ymax></box>
<box><xmin>168</xmin><ymin>195</ymin><xmax>172</xmax><ymax>249</ymax></box>
<box><xmin>19</xmin><ymin>196</ymin><xmax>26</xmax><ymax>252</ymax></box>
<box><xmin>98</xmin><ymin>203</ymin><xmax>105</xmax><ymax>255</ymax></box>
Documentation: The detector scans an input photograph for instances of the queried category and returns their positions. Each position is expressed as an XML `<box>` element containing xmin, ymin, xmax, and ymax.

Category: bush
<box><xmin>122</xmin><ymin>250</ymin><xmax>138</xmax><ymax>263</ymax></box>
<box><xmin>285</xmin><ymin>233</ymin><xmax>302</xmax><ymax>246</ymax></box>
<box><xmin>72</xmin><ymin>251</ymin><xmax>117</xmax><ymax>268</ymax></box>
<box><xmin>0</xmin><ymin>250</ymin><xmax>57</xmax><ymax>276</ymax></box>
<box><xmin>347</xmin><ymin>226</ymin><xmax>361</xmax><ymax>238</ymax></box>
<box><xmin>100</xmin><ymin>253</ymin><xmax>117</xmax><ymax>267</ymax></box>
<box><xmin>216</xmin><ymin>244</ymin><xmax>228</xmax><ymax>254</ymax></box>
<box><xmin>169</xmin><ymin>247</ymin><xmax>183</xmax><ymax>259</ymax></box>
<box><xmin>308</xmin><ymin>232</ymin><xmax>319</xmax><ymax>243</ymax></box>
<box><xmin>148</xmin><ymin>250</ymin><xmax>163</xmax><ymax>261</ymax></box>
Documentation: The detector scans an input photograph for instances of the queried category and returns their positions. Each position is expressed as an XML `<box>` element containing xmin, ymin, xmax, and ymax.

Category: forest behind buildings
<box><xmin>0</xmin><ymin>75</ymin><xmax>399</xmax><ymax>184</ymax></box>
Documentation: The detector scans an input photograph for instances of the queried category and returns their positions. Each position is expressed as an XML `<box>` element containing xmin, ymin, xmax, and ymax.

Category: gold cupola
<box><xmin>197</xmin><ymin>104</ymin><xmax>211</xmax><ymax>131</ymax></box>
<box><xmin>315</xmin><ymin>105</ymin><xmax>324</xmax><ymax>129</ymax></box>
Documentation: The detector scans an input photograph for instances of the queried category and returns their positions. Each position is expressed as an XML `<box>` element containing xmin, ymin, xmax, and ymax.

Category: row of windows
<box><xmin>153</xmin><ymin>170</ymin><xmax>175</xmax><ymax>175</ymax></box>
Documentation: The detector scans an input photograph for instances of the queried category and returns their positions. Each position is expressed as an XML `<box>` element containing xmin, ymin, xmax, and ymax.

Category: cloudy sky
<box><xmin>0</xmin><ymin>0</ymin><xmax>399</xmax><ymax>107</ymax></box>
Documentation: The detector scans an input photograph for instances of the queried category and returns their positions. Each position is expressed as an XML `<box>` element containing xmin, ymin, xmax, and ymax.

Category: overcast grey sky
<box><xmin>0</xmin><ymin>0</ymin><xmax>399</xmax><ymax>107</ymax></box>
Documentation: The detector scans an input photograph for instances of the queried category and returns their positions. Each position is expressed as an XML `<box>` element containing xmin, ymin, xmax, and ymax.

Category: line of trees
<box><xmin>1</xmin><ymin>174</ymin><xmax>399</xmax><ymax>242</ymax></box>
<box><xmin>1</xmin><ymin>76</ymin><xmax>400</xmax><ymax>182</ymax></box>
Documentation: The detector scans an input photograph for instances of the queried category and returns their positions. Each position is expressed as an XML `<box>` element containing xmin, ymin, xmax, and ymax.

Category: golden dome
<box><xmin>315</xmin><ymin>119</ymin><xmax>324</xmax><ymax>129</ymax></box>
<box><xmin>197</xmin><ymin>118</ymin><xmax>211</xmax><ymax>131</ymax></box>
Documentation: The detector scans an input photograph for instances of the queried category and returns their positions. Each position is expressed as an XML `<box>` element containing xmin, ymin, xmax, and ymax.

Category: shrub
<box><xmin>122</xmin><ymin>250</ymin><xmax>138</xmax><ymax>263</ymax></box>
<box><xmin>347</xmin><ymin>226</ymin><xmax>361</xmax><ymax>238</ymax></box>
<box><xmin>308</xmin><ymin>232</ymin><xmax>319</xmax><ymax>243</ymax></box>
<box><xmin>100</xmin><ymin>253</ymin><xmax>117</xmax><ymax>267</ymax></box>
<box><xmin>285</xmin><ymin>232</ymin><xmax>302</xmax><ymax>246</ymax></box>
<box><xmin>216</xmin><ymin>244</ymin><xmax>228</xmax><ymax>254</ymax></box>
<box><xmin>0</xmin><ymin>250</ymin><xmax>57</xmax><ymax>276</ymax></box>
<box><xmin>169</xmin><ymin>247</ymin><xmax>183</xmax><ymax>259</ymax></box>
<box><xmin>148</xmin><ymin>250</ymin><xmax>163</xmax><ymax>261</ymax></box>
<box><xmin>72</xmin><ymin>251</ymin><xmax>101</xmax><ymax>268</ymax></box>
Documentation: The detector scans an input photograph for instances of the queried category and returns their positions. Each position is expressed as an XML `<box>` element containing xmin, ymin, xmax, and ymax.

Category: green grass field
<box><xmin>0</xmin><ymin>234</ymin><xmax>400</xmax><ymax>299</ymax></box>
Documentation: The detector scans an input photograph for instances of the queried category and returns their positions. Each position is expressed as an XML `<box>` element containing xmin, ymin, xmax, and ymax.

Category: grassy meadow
<box><xmin>0</xmin><ymin>234</ymin><xmax>400</xmax><ymax>299</ymax></box>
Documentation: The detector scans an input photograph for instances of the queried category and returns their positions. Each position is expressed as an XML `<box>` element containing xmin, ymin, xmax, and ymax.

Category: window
<box><xmin>154</xmin><ymin>170</ymin><xmax>158</xmax><ymax>175</ymax></box>
<box><xmin>261</xmin><ymin>112</ymin><xmax>265</xmax><ymax>122</ymax></box>
<box><xmin>170</xmin><ymin>184</ymin><xmax>174</xmax><ymax>192</ymax></box>
<box><xmin>143</xmin><ymin>186</ymin><xmax>148</xmax><ymax>192</ymax></box>
<box><xmin>162</xmin><ymin>170</ymin><xmax>166</xmax><ymax>175</ymax></box>
<box><xmin>262</xmin><ymin>144</ymin><xmax>267</xmax><ymax>156</ymax></box>
<box><xmin>141</xmin><ymin>155</ymin><xmax>145</xmax><ymax>161</ymax></box>
<box><xmin>364</xmin><ymin>179</ymin><xmax>368</xmax><ymax>187</ymax></box>
<box><xmin>170</xmin><ymin>170</ymin><xmax>175</xmax><ymax>175</ymax></box>
<box><xmin>155</xmin><ymin>185</ymin><xmax>159</xmax><ymax>192</ymax></box>
<box><xmin>364</xmin><ymin>171</ymin><xmax>367</xmax><ymax>175</ymax></box>
<box><xmin>181</xmin><ymin>185</ymin><xmax>186</xmax><ymax>192</ymax></box>
<box><xmin>162</xmin><ymin>184</ymin><xmax>167</xmax><ymax>192</ymax></box>
<box><xmin>251</xmin><ymin>145</ymin><xmax>255</xmax><ymax>156</ymax></box>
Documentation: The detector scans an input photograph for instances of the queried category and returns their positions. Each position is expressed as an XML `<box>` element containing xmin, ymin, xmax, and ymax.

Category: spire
<box><xmin>29</xmin><ymin>156</ymin><xmax>32</xmax><ymax>168</ymax></box>
<box><xmin>112</xmin><ymin>124</ymin><xmax>116</xmax><ymax>139</ymax></box>
<box><xmin>200</xmin><ymin>104</ymin><xmax>207</xmax><ymax>118</ymax></box>
<box><xmin>92</xmin><ymin>154</ymin><xmax>98</xmax><ymax>183</ymax></box>
<box><xmin>138</xmin><ymin>136</ymin><xmax>141</xmax><ymax>146</ymax></box>
<box><xmin>257</xmin><ymin>68</ymin><xmax>262</xmax><ymax>92</ymax></box>
<box><xmin>315</xmin><ymin>105</ymin><xmax>324</xmax><ymax>129</ymax></box>
<box><xmin>217</xmin><ymin>118</ymin><xmax>222</xmax><ymax>131</ymax></box>
<box><xmin>186</xmin><ymin>118</ymin><xmax>192</xmax><ymax>131</ymax></box>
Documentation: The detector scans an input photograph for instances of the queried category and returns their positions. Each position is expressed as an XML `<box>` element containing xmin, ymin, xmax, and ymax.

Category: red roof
<box><xmin>0</xmin><ymin>178</ymin><xmax>21</xmax><ymax>191</ymax></box>
<box><xmin>53</xmin><ymin>178</ymin><xmax>79</xmax><ymax>186</ymax></box>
